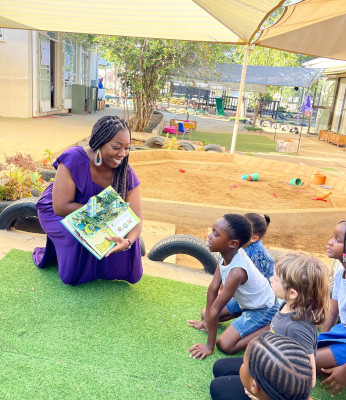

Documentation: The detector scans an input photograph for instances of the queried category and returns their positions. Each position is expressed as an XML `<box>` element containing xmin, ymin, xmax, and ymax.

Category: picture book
<box><xmin>61</xmin><ymin>186</ymin><xmax>140</xmax><ymax>260</ymax></box>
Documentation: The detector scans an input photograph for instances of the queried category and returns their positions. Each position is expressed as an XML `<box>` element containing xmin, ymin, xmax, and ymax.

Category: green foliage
<box><xmin>162</xmin><ymin>133</ymin><xmax>180</xmax><ymax>150</ymax></box>
<box><xmin>42</xmin><ymin>148</ymin><xmax>56</xmax><ymax>169</ymax></box>
<box><xmin>0</xmin><ymin>152</ymin><xmax>45</xmax><ymax>200</ymax></box>
<box><xmin>93</xmin><ymin>36</ymin><xmax>231</xmax><ymax>131</ymax></box>
<box><xmin>244</xmin><ymin>126</ymin><xmax>263</xmax><ymax>132</ymax></box>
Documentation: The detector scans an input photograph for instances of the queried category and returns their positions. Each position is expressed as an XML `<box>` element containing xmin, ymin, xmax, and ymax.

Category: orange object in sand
<box><xmin>314</xmin><ymin>173</ymin><xmax>326</xmax><ymax>185</ymax></box>
<box><xmin>317</xmin><ymin>191</ymin><xmax>332</xmax><ymax>200</ymax></box>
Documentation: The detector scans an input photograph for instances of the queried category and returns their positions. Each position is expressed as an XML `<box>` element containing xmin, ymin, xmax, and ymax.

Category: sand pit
<box><xmin>131</xmin><ymin>150</ymin><xmax>345</xmax><ymax>257</ymax></box>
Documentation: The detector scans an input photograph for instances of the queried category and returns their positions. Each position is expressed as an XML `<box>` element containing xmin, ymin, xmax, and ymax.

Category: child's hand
<box><xmin>188</xmin><ymin>343</ymin><xmax>213</xmax><ymax>359</ymax></box>
<box><xmin>321</xmin><ymin>365</ymin><xmax>346</xmax><ymax>396</ymax></box>
<box><xmin>187</xmin><ymin>319</ymin><xmax>208</xmax><ymax>332</ymax></box>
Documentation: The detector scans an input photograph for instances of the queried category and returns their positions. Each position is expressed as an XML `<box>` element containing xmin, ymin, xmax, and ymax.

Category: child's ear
<box><xmin>250</xmin><ymin>379</ymin><xmax>260</xmax><ymax>395</ymax></box>
<box><xmin>250</xmin><ymin>235</ymin><xmax>260</xmax><ymax>243</ymax></box>
<box><xmin>229</xmin><ymin>239</ymin><xmax>240</xmax><ymax>249</ymax></box>
<box><xmin>288</xmin><ymin>288</ymin><xmax>298</xmax><ymax>300</ymax></box>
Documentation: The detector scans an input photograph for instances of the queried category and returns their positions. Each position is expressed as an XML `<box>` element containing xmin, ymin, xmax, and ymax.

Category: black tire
<box><xmin>179</xmin><ymin>141</ymin><xmax>195</xmax><ymax>151</ymax></box>
<box><xmin>204</xmin><ymin>144</ymin><xmax>223</xmax><ymax>153</ymax></box>
<box><xmin>131</xmin><ymin>145</ymin><xmax>146</xmax><ymax>151</ymax></box>
<box><xmin>0</xmin><ymin>197</ymin><xmax>38</xmax><ymax>230</ymax></box>
<box><xmin>281</xmin><ymin>125</ymin><xmax>290</xmax><ymax>132</ymax></box>
<box><xmin>290</xmin><ymin>127</ymin><xmax>299</xmax><ymax>134</ymax></box>
<box><xmin>40</xmin><ymin>169</ymin><xmax>56</xmax><ymax>182</ymax></box>
<box><xmin>148</xmin><ymin>234</ymin><xmax>217</xmax><ymax>274</ymax></box>
<box><xmin>139</xmin><ymin>235</ymin><xmax>146</xmax><ymax>257</ymax></box>
<box><xmin>144</xmin><ymin>136</ymin><xmax>165</xmax><ymax>148</ymax></box>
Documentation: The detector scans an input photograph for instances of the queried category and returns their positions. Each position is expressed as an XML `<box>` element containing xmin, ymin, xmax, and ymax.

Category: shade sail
<box><xmin>173</xmin><ymin>64</ymin><xmax>324</xmax><ymax>92</ymax></box>
<box><xmin>255</xmin><ymin>0</ymin><xmax>346</xmax><ymax>61</ymax></box>
<box><xmin>0</xmin><ymin>0</ymin><xmax>284</xmax><ymax>44</ymax></box>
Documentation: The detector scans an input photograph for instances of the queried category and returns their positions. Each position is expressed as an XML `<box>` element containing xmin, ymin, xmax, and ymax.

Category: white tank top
<box><xmin>219</xmin><ymin>248</ymin><xmax>275</xmax><ymax>309</ymax></box>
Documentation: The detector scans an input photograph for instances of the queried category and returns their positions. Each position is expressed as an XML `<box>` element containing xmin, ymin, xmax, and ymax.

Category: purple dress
<box><xmin>32</xmin><ymin>146</ymin><xmax>143</xmax><ymax>286</ymax></box>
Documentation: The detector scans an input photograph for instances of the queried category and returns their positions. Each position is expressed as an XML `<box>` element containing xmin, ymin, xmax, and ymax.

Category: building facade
<box><xmin>0</xmin><ymin>28</ymin><xmax>98</xmax><ymax>118</ymax></box>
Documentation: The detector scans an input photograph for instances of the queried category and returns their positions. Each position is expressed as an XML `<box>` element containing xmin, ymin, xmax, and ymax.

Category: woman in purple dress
<box><xmin>33</xmin><ymin>115</ymin><xmax>143</xmax><ymax>286</ymax></box>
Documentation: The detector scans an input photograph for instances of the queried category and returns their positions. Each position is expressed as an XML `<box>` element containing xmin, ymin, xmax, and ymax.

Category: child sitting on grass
<box><xmin>243</xmin><ymin>213</ymin><xmax>274</xmax><ymax>282</ymax></box>
<box><xmin>188</xmin><ymin>214</ymin><xmax>277</xmax><ymax>359</ymax></box>
<box><xmin>210</xmin><ymin>252</ymin><xmax>330</xmax><ymax>399</ymax></box>
<box><xmin>316</xmin><ymin>220</ymin><xmax>346</xmax><ymax>396</ymax></box>
<box><xmin>238</xmin><ymin>332</ymin><xmax>313</xmax><ymax>400</ymax></box>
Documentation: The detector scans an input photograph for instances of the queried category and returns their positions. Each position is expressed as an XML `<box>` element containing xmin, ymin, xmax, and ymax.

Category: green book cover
<box><xmin>61</xmin><ymin>186</ymin><xmax>140</xmax><ymax>260</ymax></box>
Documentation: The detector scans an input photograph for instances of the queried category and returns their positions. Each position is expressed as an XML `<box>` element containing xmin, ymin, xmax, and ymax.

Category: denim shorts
<box><xmin>226</xmin><ymin>298</ymin><xmax>279</xmax><ymax>338</ymax></box>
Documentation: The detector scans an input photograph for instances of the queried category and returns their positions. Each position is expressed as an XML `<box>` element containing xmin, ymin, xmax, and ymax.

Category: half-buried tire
<box><xmin>139</xmin><ymin>235</ymin><xmax>146</xmax><ymax>257</ymax></box>
<box><xmin>0</xmin><ymin>197</ymin><xmax>38</xmax><ymax>230</ymax></box>
<box><xmin>144</xmin><ymin>136</ymin><xmax>165</xmax><ymax>148</ymax></box>
<box><xmin>204</xmin><ymin>144</ymin><xmax>223</xmax><ymax>153</ymax></box>
<box><xmin>179</xmin><ymin>141</ymin><xmax>195</xmax><ymax>151</ymax></box>
<box><xmin>148</xmin><ymin>234</ymin><xmax>217</xmax><ymax>274</ymax></box>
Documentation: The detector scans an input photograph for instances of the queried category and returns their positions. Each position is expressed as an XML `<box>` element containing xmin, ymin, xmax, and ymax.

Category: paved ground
<box><xmin>0</xmin><ymin>106</ymin><xmax>344</xmax><ymax>284</ymax></box>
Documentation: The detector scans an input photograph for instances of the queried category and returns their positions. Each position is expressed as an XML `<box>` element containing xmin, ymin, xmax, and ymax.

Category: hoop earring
<box><xmin>94</xmin><ymin>149</ymin><xmax>102</xmax><ymax>166</ymax></box>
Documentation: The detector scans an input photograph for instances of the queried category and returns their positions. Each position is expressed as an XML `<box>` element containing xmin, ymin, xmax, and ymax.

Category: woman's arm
<box><xmin>105</xmin><ymin>185</ymin><xmax>143</xmax><ymax>255</ymax></box>
<box><xmin>52</xmin><ymin>163</ymin><xmax>84</xmax><ymax>217</ymax></box>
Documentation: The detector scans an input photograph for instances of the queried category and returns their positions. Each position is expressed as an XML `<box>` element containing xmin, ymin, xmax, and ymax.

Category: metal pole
<box><xmin>230</xmin><ymin>44</ymin><xmax>251</xmax><ymax>154</ymax></box>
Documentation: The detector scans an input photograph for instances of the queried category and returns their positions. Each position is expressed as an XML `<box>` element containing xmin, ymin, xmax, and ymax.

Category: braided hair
<box><xmin>244</xmin><ymin>213</ymin><xmax>270</xmax><ymax>239</ymax></box>
<box><xmin>89</xmin><ymin>115</ymin><xmax>132</xmax><ymax>199</ymax></box>
<box><xmin>247</xmin><ymin>332</ymin><xmax>312</xmax><ymax>400</ymax></box>
<box><xmin>223</xmin><ymin>214</ymin><xmax>252</xmax><ymax>247</ymax></box>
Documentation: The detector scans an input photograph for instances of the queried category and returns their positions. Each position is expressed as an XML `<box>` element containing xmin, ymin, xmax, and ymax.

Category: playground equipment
<box><xmin>290</xmin><ymin>178</ymin><xmax>302</xmax><ymax>186</ymax></box>
<box><xmin>241</xmin><ymin>173</ymin><xmax>259</xmax><ymax>181</ymax></box>
<box><xmin>215</xmin><ymin>97</ymin><xmax>225</xmax><ymax>116</ymax></box>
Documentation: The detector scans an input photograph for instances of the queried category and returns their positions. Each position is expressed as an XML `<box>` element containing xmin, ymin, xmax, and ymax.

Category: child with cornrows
<box><xmin>238</xmin><ymin>332</ymin><xmax>313</xmax><ymax>400</ymax></box>
<box><xmin>210</xmin><ymin>252</ymin><xmax>330</xmax><ymax>399</ymax></box>
<box><xmin>244</xmin><ymin>213</ymin><xmax>274</xmax><ymax>281</ymax></box>
<box><xmin>316</xmin><ymin>220</ymin><xmax>346</xmax><ymax>396</ymax></box>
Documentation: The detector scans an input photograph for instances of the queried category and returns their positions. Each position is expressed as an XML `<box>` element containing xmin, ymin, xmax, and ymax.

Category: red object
<box><xmin>179</xmin><ymin>169</ymin><xmax>186</xmax><ymax>173</ymax></box>
<box><xmin>231</xmin><ymin>185</ymin><xmax>238</xmax><ymax>189</ymax></box>
<box><xmin>313</xmin><ymin>197</ymin><xmax>327</xmax><ymax>202</ymax></box>
<box><xmin>271</xmin><ymin>193</ymin><xmax>278</xmax><ymax>198</ymax></box>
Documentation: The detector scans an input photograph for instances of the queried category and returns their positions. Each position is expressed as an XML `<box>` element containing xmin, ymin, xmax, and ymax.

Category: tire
<box><xmin>290</xmin><ymin>127</ymin><xmax>299</xmax><ymax>134</ymax></box>
<box><xmin>139</xmin><ymin>235</ymin><xmax>146</xmax><ymax>257</ymax></box>
<box><xmin>204</xmin><ymin>144</ymin><xmax>223</xmax><ymax>153</ymax></box>
<box><xmin>179</xmin><ymin>141</ymin><xmax>195</xmax><ymax>151</ymax></box>
<box><xmin>131</xmin><ymin>145</ymin><xmax>146</xmax><ymax>151</ymax></box>
<box><xmin>0</xmin><ymin>197</ymin><xmax>38</xmax><ymax>230</ymax></box>
<box><xmin>148</xmin><ymin>234</ymin><xmax>218</xmax><ymax>274</ymax></box>
<box><xmin>281</xmin><ymin>125</ymin><xmax>290</xmax><ymax>132</ymax></box>
<box><xmin>261</xmin><ymin>121</ymin><xmax>272</xmax><ymax>128</ymax></box>
<box><xmin>144</xmin><ymin>136</ymin><xmax>165</xmax><ymax>148</ymax></box>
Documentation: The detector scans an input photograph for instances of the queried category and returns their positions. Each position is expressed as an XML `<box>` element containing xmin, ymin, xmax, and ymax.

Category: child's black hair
<box><xmin>223</xmin><ymin>214</ymin><xmax>252</xmax><ymax>248</ymax></box>
<box><xmin>338</xmin><ymin>220</ymin><xmax>346</xmax><ymax>262</ymax></box>
<box><xmin>244</xmin><ymin>213</ymin><xmax>270</xmax><ymax>239</ymax></box>
<box><xmin>247</xmin><ymin>332</ymin><xmax>312</xmax><ymax>400</ymax></box>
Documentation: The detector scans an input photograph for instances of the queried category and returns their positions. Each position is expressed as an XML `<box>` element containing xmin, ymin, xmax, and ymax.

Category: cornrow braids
<box><xmin>247</xmin><ymin>332</ymin><xmax>312</xmax><ymax>400</ymax></box>
<box><xmin>89</xmin><ymin>116</ymin><xmax>132</xmax><ymax>199</ymax></box>
<box><xmin>244</xmin><ymin>213</ymin><xmax>270</xmax><ymax>239</ymax></box>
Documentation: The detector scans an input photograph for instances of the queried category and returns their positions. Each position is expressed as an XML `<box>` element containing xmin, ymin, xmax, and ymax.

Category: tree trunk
<box><xmin>252</xmin><ymin>93</ymin><xmax>262</xmax><ymax>127</ymax></box>
<box><xmin>132</xmin><ymin>96</ymin><xmax>155</xmax><ymax>132</ymax></box>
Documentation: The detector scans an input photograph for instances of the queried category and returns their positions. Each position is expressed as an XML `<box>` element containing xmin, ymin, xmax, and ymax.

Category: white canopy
<box><xmin>255</xmin><ymin>0</ymin><xmax>346</xmax><ymax>61</ymax></box>
<box><xmin>0</xmin><ymin>0</ymin><xmax>284</xmax><ymax>44</ymax></box>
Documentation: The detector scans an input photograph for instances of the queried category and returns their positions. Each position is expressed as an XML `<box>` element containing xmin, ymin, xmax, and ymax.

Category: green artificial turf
<box><xmin>0</xmin><ymin>250</ymin><xmax>333</xmax><ymax>399</ymax></box>
<box><xmin>163</xmin><ymin>131</ymin><xmax>277</xmax><ymax>153</ymax></box>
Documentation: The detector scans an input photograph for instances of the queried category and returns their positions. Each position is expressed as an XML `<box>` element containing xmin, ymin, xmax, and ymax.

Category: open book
<box><xmin>61</xmin><ymin>186</ymin><xmax>140</xmax><ymax>260</ymax></box>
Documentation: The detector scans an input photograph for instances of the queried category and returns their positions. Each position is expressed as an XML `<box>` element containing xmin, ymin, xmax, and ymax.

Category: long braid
<box><xmin>247</xmin><ymin>332</ymin><xmax>312</xmax><ymax>400</ymax></box>
<box><xmin>89</xmin><ymin>115</ymin><xmax>132</xmax><ymax>199</ymax></box>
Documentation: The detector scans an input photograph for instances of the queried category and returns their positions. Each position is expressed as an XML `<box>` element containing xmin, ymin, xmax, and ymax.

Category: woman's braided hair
<box><xmin>247</xmin><ymin>332</ymin><xmax>312</xmax><ymax>400</ymax></box>
<box><xmin>89</xmin><ymin>115</ymin><xmax>132</xmax><ymax>199</ymax></box>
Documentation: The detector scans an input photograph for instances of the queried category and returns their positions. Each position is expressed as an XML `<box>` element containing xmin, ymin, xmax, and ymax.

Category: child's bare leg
<box><xmin>316</xmin><ymin>346</ymin><xmax>338</xmax><ymax>374</ymax></box>
<box><xmin>201</xmin><ymin>307</ymin><xmax>240</xmax><ymax>322</ymax></box>
<box><xmin>216</xmin><ymin>324</ymin><xmax>270</xmax><ymax>354</ymax></box>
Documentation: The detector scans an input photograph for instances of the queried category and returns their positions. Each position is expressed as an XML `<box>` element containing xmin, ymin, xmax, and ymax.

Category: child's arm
<box><xmin>188</xmin><ymin>265</ymin><xmax>222</xmax><ymax>332</ymax></box>
<box><xmin>308</xmin><ymin>353</ymin><xmax>316</xmax><ymax>387</ymax></box>
<box><xmin>188</xmin><ymin>267</ymin><xmax>247</xmax><ymax>359</ymax></box>
<box><xmin>322</xmin><ymin>298</ymin><xmax>339</xmax><ymax>333</ymax></box>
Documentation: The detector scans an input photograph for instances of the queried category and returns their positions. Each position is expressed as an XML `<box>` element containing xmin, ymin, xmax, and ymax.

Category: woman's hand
<box><xmin>321</xmin><ymin>365</ymin><xmax>346</xmax><ymax>396</ymax></box>
<box><xmin>105</xmin><ymin>236</ymin><xmax>131</xmax><ymax>256</ymax></box>
<box><xmin>188</xmin><ymin>343</ymin><xmax>213</xmax><ymax>359</ymax></box>
<box><xmin>187</xmin><ymin>319</ymin><xmax>208</xmax><ymax>332</ymax></box>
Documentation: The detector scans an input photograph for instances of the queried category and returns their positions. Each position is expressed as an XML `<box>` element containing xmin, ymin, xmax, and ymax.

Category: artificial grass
<box><xmin>162</xmin><ymin>131</ymin><xmax>277</xmax><ymax>153</ymax></box>
<box><xmin>0</xmin><ymin>250</ymin><xmax>333</xmax><ymax>399</ymax></box>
